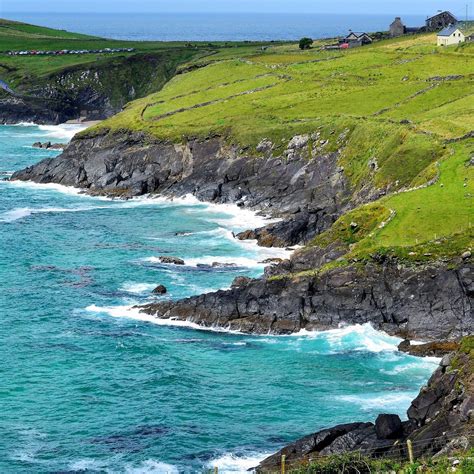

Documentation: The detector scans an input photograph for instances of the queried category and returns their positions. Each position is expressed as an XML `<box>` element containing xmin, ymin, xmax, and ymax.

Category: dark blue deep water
<box><xmin>2</xmin><ymin>12</ymin><xmax>425</xmax><ymax>41</ymax></box>
<box><xmin>0</xmin><ymin>125</ymin><xmax>439</xmax><ymax>473</ymax></box>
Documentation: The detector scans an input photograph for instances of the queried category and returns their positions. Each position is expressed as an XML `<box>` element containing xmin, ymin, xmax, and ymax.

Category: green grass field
<box><xmin>88</xmin><ymin>32</ymin><xmax>473</xmax><ymax>265</ymax></box>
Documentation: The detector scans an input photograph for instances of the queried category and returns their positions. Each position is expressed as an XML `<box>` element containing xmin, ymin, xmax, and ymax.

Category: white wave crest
<box><xmin>208</xmin><ymin>452</ymin><xmax>270</xmax><ymax>473</ymax></box>
<box><xmin>37</xmin><ymin>124</ymin><xmax>86</xmax><ymax>140</ymax></box>
<box><xmin>124</xmin><ymin>459</ymin><xmax>179</xmax><ymax>474</ymax></box>
<box><xmin>295</xmin><ymin>323</ymin><xmax>401</xmax><ymax>353</ymax></box>
<box><xmin>336</xmin><ymin>392</ymin><xmax>417</xmax><ymax>412</ymax></box>
<box><xmin>84</xmin><ymin>304</ymin><xmax>244</xmax><ymax>334</ymax></box>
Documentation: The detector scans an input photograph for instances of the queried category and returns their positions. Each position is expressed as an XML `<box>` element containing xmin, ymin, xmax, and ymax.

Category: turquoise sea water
<box><xmin>0</xmin><ymin>124</ymin><xmax>439</xmax><ymax>473</ymax></box>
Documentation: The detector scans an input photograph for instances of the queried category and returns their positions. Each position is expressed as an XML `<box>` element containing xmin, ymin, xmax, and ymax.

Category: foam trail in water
<box><xmin>208</xmin><ymin>452</ymin><xmax>270</xmax><ymax>473</ymax></box>
<box><xmin>84</xmin><ymin>304</ymin><xmax>245</xmax><ymax>334</ymax></box>
<box><xmin>124</xmin><ymin>459</ymin><xmax>179</xmax><ymax>473</ymax></box>
<box><xmin>0</xmin><ymin>205</ymin><xmax>113</xmax><ymax>222</ymax></box>
<box><xmin>120</xmin><ymin>282</ymin><xmax>157</xmax><ymax>294</ymax></box>
<box><xmin>336</xmin><ymin>392</ymin><xmax>418</xmax><ymax>412</ymax></box>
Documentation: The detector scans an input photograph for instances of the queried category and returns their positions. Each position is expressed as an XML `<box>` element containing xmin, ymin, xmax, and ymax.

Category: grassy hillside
<box><xmin>88</xmin><ymin>33</ymin><xmax>473</xmax><ymax>265</ymax></box>
<box><xmin>0</xmin><ymin>18</ymin><xmax>275</xmax><ymax>90</ymax></box>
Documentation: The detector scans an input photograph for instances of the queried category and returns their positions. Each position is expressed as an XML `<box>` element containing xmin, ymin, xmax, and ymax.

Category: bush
<box><xmin>299</xmin><ymin>37</ymin><xmax>313</xmax><ymax>50</ymax></box>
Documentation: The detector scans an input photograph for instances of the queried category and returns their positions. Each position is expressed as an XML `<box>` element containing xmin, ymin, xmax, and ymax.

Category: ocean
<box><xmin>0</xmin><ymin>124</ymin><xmax>439</xmax><ymax>472</ymax></box>
<box><xmin>2</xmin><ymin>12</ymin><xmax>426</xmax><ymax>41</ymax></box>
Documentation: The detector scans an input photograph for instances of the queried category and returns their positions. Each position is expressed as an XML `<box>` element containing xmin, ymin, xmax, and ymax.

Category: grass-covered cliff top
<box><xmin>89</xmin><ymin>33</ymin><xmax>473</xmax><ymax>265</ymax></box>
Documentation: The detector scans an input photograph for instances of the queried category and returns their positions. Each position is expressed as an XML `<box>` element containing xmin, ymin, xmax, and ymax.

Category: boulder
<box><xmin>462</xmin><ymin>251</ymin><xmax>472</xmax><ymax>260</ymax></box>
<box><xmin>375</xmin><ymin>414</ymin><xmax>403</xmax><ymax>439</ymax></box>
<box><xmin>152</xmin><ymin>285</ymin><xmax>167</xmax><ymax>295</ymax></box>
<box><xmin>231</xmin><ymin>276</ymin><xmax>251</xmax><ymax>288</ymax></box>
<box><xmin>159</xmin><ymin>256</ymin><xmax>185</xmax><ymax>265</ymax></box>
<box><xmin>288</xmin><ymin>134</ymin><xmax>309</xmax><ymax>149</ymax></box>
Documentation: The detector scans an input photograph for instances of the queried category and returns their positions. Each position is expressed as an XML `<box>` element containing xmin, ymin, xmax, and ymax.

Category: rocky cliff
<box><xmin>257</xmin><ymin>338</ymin><xmax>474</xmax><ymax>471</ymax></box>
<box><xmin>11</xmin><ymin>129</ymin><xmax>361</xmax><ymax>246</ymax></box>
<box><xmin>0</xmin><ymin>52</ymin><xmax>191</xmax><ymax>124</ymax></box>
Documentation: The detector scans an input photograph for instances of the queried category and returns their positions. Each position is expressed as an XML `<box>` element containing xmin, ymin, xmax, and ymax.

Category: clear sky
<box><xmin>1</xmin><ymin>0</ymin><xmax>472</xmax><ymax>16</ymax></box>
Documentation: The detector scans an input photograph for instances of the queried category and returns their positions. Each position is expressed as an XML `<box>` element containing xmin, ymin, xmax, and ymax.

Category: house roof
<box><xmin>438</xmin><ymin>25</ymin><xmax>460</xmax><ymax>37</ymax></box>
<box><xmin>427</xmin><ymin>11</ymin><xmax>457</xmax><ymax>21</ymax></box>
<box><xmin>437</xmin><ymin>21</ymin><xmax>474</xmax><ymax>37</ymax></box>
<box><xmin>346</xmin><ymin>32</ymin><xmax>370</xmax><ymax>39</ymax></box>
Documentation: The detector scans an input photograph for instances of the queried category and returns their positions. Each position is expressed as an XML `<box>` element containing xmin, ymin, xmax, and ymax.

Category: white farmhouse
<box><xmin>437</xmin><ymin>22</ymin><xmax>474</xmax><ymax>46</ymax></box>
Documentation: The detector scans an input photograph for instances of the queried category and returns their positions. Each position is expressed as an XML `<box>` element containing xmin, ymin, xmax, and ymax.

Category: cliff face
<box><xmin>12</xmin><ymin>130</ymin><xmax>359</xmax><ymax>245</ymax></box>
<box><xmin>257</xmin><ymin>339</ymin><xmax>474</xmax><ymax>471</ymax></box>
<box><xmin>0</xmin><ymin>53</ymin><xmax>188</xmax><ymax>125</ymax></box>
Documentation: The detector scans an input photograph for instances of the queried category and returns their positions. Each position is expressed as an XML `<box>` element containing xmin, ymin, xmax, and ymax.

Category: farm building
<box><xmin>426</xmin><ymin>11</ymin><xmax>457</xmax><ymax>31</ymax></box>
<box><xmin>340</xmin><ymin>31</ymin><xmax>373</xmax><ymax>47</ymax></box>
<box><xmin>437</xmin><ymin>22</ymin><xmax>474</xmax><ymax>46</ymax></box>
<box><xmin>390</xmin><ymin>17</ymin><xmax>406</xmax><ymax>37</ymax></box>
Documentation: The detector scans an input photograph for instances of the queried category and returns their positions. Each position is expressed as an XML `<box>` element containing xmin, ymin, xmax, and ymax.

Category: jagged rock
<box><xmin>139</xmin><ymin>261</ymin><xmax>473</xmax><ymax>340</ymax></box>
<box><xmin>259</xmin><ymin>258</ymin><xmax>283</xmax><ymax>264</ymax></box>
<box><xmin>159</xmin><ymin>256</ymin><xmax>185</xmax><ymax>265</ymax></box>
<box><xmin>287</xmin><ymin>134</ymin><xmax>309</xmax><ymax>149</ymax></box>
<box><xmin>12</xmin><ymin>133</ymin><xmax>350</xmax><ymax>249</ymax></box>
<box><xmin>152</xmin><ymin>285</ymin><xmax>167</xmax><ymax>294</ymax></box>
<box><xmin>211</xmin><ymin>262</ymin><xmax>236</xmax><ymax>268</ymax></box>
<box><xmin>231</xmin><ymin>276</ymin><xmax>251</xmax><ymax>288</ymax></box>
<box><xmin>398</xmin><ymin>340</ymin><xmax>460</xmax><ymax>357</ymax></box>
<box><xmin>256</xmin><ymin>139</ymin><xmax>273</xmax><ymax>153</ymax></box>
<box><xmin>375</xmin><ymin>414</ymin><xmax>403</xmax><ymax>439</ymax></box>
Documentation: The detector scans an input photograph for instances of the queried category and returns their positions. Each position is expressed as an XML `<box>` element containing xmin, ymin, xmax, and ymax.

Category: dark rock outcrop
<box><xmin>398</xmin><ymin>340</ymin><xmax>460</xmax><ymax>357</ymax></box>
<box><xmin>257</xmin><ymin>341</ymin><xmax>474</xmax><ymax>471</ymax></box>
<box><xmin>138</xmin><ymin>261</ymin><xmax>473</xmax><ymax>341</ymax></box>
<box><xmin>152</xmin><ymin>285</ymin><xmax>167</xmax><ymax>295</ymax></box>
<box><xmin>159</xmin><ymin>256</ymin><xmax>185</xmax><ymax>265</ymax></box>
<box><xmin>12</xmin><ymin>130</ymin><xmax>353</xmax><ymax>246</ymax></box>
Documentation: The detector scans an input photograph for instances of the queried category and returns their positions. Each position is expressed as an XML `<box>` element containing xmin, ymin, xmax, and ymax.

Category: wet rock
<box><xmin>152</xmin><ymin>285</ymin><xmax>167</xmax><ymax>295</ymax></box>
<box><xmin>259</xmin><ymin>258</ymin><xmax>283</xmax><ymax>265</ymax></box>
<box><xmin>375</xmin><ymin>414</ymin><xmax>403</xmax><ymax>439</ymax></box>
<box><xmin>159</xmin><ymin>256</ymin><xmax>185</xmax><ymax>265</ymax></box>
<box><xmin>231</xmin><ymin>276</ymin><xmax>251</xmax><ymax>288</ymax></box>
<box><xmin>398</xmin><ymin>340</ymin><xmax>460</xmax><ymax>357</ymax></box>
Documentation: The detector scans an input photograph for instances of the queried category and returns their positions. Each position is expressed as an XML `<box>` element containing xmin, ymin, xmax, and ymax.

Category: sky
<box><xmin>1</xmin><ymin>0</ymin><xmax>472</xmax><ymax>16</ymax></box>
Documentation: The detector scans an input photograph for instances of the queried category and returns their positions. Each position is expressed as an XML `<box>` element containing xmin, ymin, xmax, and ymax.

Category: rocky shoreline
<box><xmin>256</xmin><ymin>338</ymin><xmax>474</xmax><ymax>471</ymax></box>
<box><xmin>11</xmin><ymin>129</ymin><xmax>473</xmax><ymax>341</ymax></box>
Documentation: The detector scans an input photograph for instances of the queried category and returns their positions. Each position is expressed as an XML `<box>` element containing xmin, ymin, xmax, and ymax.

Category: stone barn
<box><xmin>426</xmin><ymin>11</ymin><xmax>458</xmax><ymax>31</ymax></box>
<box><xmin>390</xmin><ymin>17</ymin><xmax>406</xmax><ymax>37</ymax></box>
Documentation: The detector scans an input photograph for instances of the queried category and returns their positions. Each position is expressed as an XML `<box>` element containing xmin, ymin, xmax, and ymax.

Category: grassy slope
<box><xmin>89</xmin><ymin>33</ymin><xmax>473</xmax><ymax>265</ymax></box>
<box><xmin>0</xmin><ymin>19</ymin><xmax>276</xmax><ymax>89</ymax></box>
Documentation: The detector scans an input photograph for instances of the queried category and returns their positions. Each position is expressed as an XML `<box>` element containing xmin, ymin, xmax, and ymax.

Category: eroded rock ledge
<box><xmin>139</xmin><ymin>260</ymin><xmax>473</xmax><ymax>341</ymax></box>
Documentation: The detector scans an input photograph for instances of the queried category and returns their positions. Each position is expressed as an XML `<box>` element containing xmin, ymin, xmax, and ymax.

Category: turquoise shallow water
<box><xmin>0</xmin><ymin>124</ymin><xmax>438</xmax><ymax>473</ymax></box>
